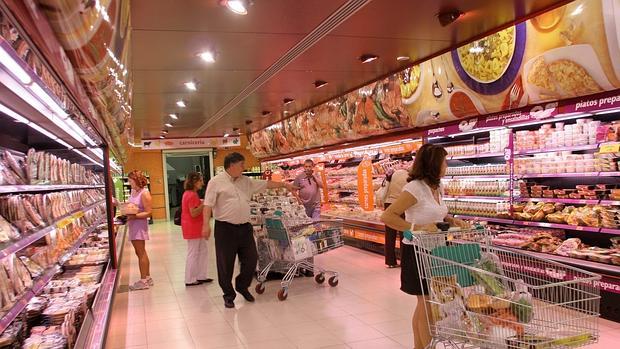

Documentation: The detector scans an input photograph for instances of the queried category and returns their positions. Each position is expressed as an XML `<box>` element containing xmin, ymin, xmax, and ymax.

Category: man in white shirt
<box><xmin>204</xmin><ymin>152</ymin><xmax>297</xmax><ymax>308</ymax></box>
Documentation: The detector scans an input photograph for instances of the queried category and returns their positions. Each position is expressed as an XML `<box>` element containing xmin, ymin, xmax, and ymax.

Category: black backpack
<box><xmin>173</xmin><ymin>206</ymin><xmax>182</xmax><ymax>226</ymax></box>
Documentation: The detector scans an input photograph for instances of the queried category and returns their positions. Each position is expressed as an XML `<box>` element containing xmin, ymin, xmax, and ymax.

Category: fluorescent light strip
<box><xmin>91</xmin><ymin>148</ymin><xmax>104</xmax><ymax>160</ymax></box>
<box><xmin>595</xmin><ymin>108</ymin><xmax>620</xmax><ymax>115</ymax></box>
<box><xmin>449</xmin><ymin>126</ymin><xmax>506</xmax><ymax>138</ymax></box>
<box><xmin>0</xmin><ymin>46</ymin><xmax>32</xmax><ymax>84</ymax></box>
<box><xmin>507</xmin><ymin>113</ymin><xmax>592</xmax><ymax>128</ymax></box>
<box><xmin>72</xmin><ymin>149</ymin><xmax>103</xmax><ymax>167</ymax></box>
<box><xmin>65</xmin><ymin>118</ymin><xmax>96</xmax><ymax>146</ymax></box>
<box><xmin>28</xmin><ymin>122</ymin><xmax>59</xmax><ymax>140</ymax></box>
<box><xmin>30</xmin><ymin>83</ymin><xmax>68</xmax><ymax>118</ymax></box>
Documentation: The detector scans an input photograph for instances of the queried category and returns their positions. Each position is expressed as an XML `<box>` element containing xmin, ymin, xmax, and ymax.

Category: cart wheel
<box><xmin>277</xmin><ymin>288</ymin><xmax>288</xmax><ymax>301</ymax></box>
<box><xmin>315</xmin><ymin>273</ymin><xmax>325</xmax><ymax>284</ymax></box>
<box><xmin>255</xmin><ymin>283</ymin><xmax>265</xmax><ymax>294</ymax></box>
<box><xmin>328</xmin><ymin>276</ymin><xmax>339</xmax><ymax>287</ymax></box>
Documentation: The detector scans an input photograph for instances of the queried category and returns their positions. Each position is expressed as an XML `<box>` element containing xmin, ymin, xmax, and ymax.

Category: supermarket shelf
<box><xmin>0</xmin><ymin>184</ymin><xmax>104</xmax><ymax>194</ymax></box>
<box><xmin>514</xmin><ymin>144</ymin><xmax>600</xmax><ymax>155</ymax></box>
<box><xmin>445</xmin><ymin>195</ymin><xmax>509</xmax><ymax>201</ymax></box>
<box><xmin>321</xmin><ymin>214</ymin><xmax>384</xmax><ymax>231</ymax></box>
<box><xmin>600</xmin><ymin>200</ymin><xmax>620</xmax><ymax>206</ymax></box>
<box><xmin>601</xmin><ymin>228</ymin><xmax>620</xmax><ymax>235</ymax></box>
<box><xmin>457</xmin><ymin>214</ymin><xmax>620</xmax><ymax>234</ymax></box>
<box><xmin>0</xmin><ymin>217</ymin><xmax>104</xmax><ymax>333</ymax></box>
<box><xmin>0</xmin><ymin>200</ymin><xmax>105</xmax><ymax>259</ymax></box>
<box><xmin>598</xmin><ymin>172</ymin><xmax>620</xmax><ymax>177</ymax></box>
<box><xmin>448</xmin><ymin>152</ymin><xmax>505</xmax><ymax>160</ymax></box>
<box><xmin>444</xmin><ymin>175</ymin><xmax>510</xmax><ymax>179</ymax></box>
<box><xmin>329</xmin><ymin>174</ymin><xmax>380</xmax><ymax>178</ymax></box>
<box><xmin>519</xmin><ymin>172</ymin><xmax>600</xmax><ymax>178</ymax></box>
<box><xmin>510</xmin><ymin>220</ymin><xmax>601</xmax><ymax>233</ymax></box>
<box><xmin>497</xmin><ymin>246</ymin><xmax>620</xmax><ymax>276</ymax></box>
<box><xmin>516</xmin><ymin>197</ymin><xmax>600</xmax><ymax>205</ymax></box>
<box><xmin>453</xmin><ymin>215</ymin><xmax>515</xmax><ymax>225</ymax></box>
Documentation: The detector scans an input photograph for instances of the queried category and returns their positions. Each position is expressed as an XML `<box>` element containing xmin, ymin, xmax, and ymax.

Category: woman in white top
<box><xmin>381</xmin><ymin>144</ymin><xmax>468</xmax><ymax>349</ymax></box>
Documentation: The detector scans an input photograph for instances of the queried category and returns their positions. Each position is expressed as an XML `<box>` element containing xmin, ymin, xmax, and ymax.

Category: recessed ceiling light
<box><xmin>184</xmin><ymin>81</ymin><xmax>197</xmax><ymax>91</ymax></box>
<box><xmin>283</xmin><ymin>111</ymin><xmax>289</xmax><ymax>115</ymax></box>
<box><xmin>223</xmin><ymin>133</ymin><xmax>230</xmax><ymax>138</ymax></box>
<box><xmin>161</xmin><ymin>130</ymin><xmax>169</xmax><ymax>134</ymax></box>
<box><xmin>397</xmin><ymin>56</ymin><xmax>410</xmax><ymax>61</ymax></box>
<box><xmin>198</xmin><ymin>51</ymin><xmax>216</xmax><ymax>63</ymax></box>
<box><xmin>359</xmin><ymin>54</ymin><xmax>379</xmax><ymax>63</ymax></box>
<box><xmin>309</xmin><ymin>110</ymin><xmax>316</xmax><ymax>116</ymax></box>
<box><xmin>159</xmin><ymin>135</ymin><xmax>165</xmax><ymax>139</ymax></box>
<box><xmin>221</xmin><ymin>0</ymin><xmax>249</xmax><ymax>15</ymax></box>
<box><xmin>165</xmin><ymin>123</ymin><xmax>173</xmax><ymax>128</ymax></box>
<box><xmin>314</xmin><ymin>80</ymin><xmax>328</xmax><ymax>89</ymax></box>
<box><xmin>262</xmin><ymin>111</ymin><xmax>271</xmax><ymax>117</ymax></box>
<box><xmin>176</xmin><ymin>100</ymin><xmax>186</xmax><ymax>108</ymax></box>
<box><xmin>169</xmin><ymin>113</ymin><xmax>178</xmax><ymax>120</ymax></box>
<box><xmin>283</xmin><ymin>98</ymin><xmax>294</xmax><ymax>105</ymax></box>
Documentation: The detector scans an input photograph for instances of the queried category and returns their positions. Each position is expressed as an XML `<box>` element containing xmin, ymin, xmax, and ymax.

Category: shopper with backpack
<box><xmin>181</xmin><ymin>172</ymin><xmax>213</xmax><ymax>286</ymax></box>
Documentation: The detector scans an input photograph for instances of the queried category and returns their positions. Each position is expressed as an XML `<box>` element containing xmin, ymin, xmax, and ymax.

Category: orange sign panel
<box><xmin>357</xmin><ymin>159</ymin><xmax>374</xmax><ymax>211</ymax></box>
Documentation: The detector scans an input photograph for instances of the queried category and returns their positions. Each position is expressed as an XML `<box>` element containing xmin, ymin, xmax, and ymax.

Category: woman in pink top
<box><xmin>181</xmin><ymin>172</ymin><xmax>213</xmax><ymax>286</ymax></box>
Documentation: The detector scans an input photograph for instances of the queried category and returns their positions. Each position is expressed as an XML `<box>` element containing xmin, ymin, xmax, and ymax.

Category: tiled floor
<box><xmin>105</xmin><ymin>222</ymin><xmax>620</xmax><ymax>349</ymax></box>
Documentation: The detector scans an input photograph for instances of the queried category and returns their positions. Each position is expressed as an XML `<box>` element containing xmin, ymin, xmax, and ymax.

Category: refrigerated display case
<box><xmin>0</xmin><ymin>6</ymin><xmax>120</xmax><ymax>348</ymax></box>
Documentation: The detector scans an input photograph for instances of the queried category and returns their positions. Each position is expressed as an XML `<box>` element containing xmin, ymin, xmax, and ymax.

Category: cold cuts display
<box><xmin>0</xmin><ymin>149</ymin><xmax>103</xmax><ymax>186</ymax></box>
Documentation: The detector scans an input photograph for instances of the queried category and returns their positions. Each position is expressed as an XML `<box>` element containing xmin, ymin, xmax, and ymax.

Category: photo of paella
<box><xmin>457</xmin><ymin>26</ymin><xmax>516</xmax><ymax>83</ymax></box>
<box><xmin>399</xmin><ymin>64</ymin><xmax>422</xmax><ymax>104</ymax></box>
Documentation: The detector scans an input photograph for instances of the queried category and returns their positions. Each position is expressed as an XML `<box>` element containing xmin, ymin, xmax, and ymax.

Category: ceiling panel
<box><xmin>130</xmin><ymin>0</ymin><xmax>572</xmax><ymax>140</ymax></box>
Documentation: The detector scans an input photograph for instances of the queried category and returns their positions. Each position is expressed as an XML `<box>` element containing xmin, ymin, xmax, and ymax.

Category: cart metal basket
<box><xmin>255</xmin><ymin>216</ymin><xmax>343</xmax><ymax>301</ymax></box>
<box><xmin>410</xmin><ymin>227</ymin><xmax>600</xmax><ymax>349</ymax></box>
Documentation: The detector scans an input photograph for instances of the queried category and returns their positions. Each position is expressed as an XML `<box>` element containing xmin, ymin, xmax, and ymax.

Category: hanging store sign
<box><xmin>141</xmin><ymin>137</ymin><xmax>241</xmax><ymax>150</ymax></box>
<box><xmin>357</xmin><ymin>159</ymin><xmax>375</xmax><ymax>211</ymax></box>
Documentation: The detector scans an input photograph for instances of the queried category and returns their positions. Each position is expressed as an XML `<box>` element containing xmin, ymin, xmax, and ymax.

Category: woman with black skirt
<box><xmin>381</xmin><ymin>144</ymin><xmax>468</xmax><ymax>349</ymax></box>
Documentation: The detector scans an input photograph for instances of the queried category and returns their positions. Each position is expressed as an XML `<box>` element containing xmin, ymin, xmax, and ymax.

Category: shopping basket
<box><xmin>410</xmin><ymin>227</ymin><xmax>600</xmax><ymax>349</ymax></box>
<box><xmin>255</xmin><ymin>215</ymin><xmax>344</xmax><ymax>301</ymax></box>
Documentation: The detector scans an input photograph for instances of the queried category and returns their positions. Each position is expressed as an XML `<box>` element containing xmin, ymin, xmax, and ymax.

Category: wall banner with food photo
<box><xmin>250</xmin><ymin>0</ymin><xmax>620</xmax><ymax>158</ymax></box>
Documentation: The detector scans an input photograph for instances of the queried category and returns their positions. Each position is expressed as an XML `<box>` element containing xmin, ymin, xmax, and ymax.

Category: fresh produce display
<box><xmin>0</xmin><ymin>149</ymin><xmax>103</xmax><ymax>186</ymax></box>
<box><xmin>0</xmin><ymin>189</ymin><xmax>104</xmax><ymax>234</ymax></box>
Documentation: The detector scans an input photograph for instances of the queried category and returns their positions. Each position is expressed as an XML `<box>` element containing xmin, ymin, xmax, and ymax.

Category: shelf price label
<box><xmin>599</xmin><ymin>142</ymin><xmax>620</xmax><ymax>153</ymax></box>
<box><xmin>357</xmin><ymin>159</ymin><xmax>374</xmax><ymax>211</ymax></box>
<box><xmin>56</xmin><ymin>217</ymin><xmax>75</xmax><ymax>229</ymax></box>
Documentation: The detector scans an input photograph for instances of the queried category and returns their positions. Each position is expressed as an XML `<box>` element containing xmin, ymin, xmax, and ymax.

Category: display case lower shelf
<box><xmin>0</xmin><ymin>216</ymin><xmax>104</xmax><ymax>333</ymax></box>
<box><xmin>0</xmin><ymin>184</ymin><xmax>104</xmax><ymax>194</ymax></box>
<box><xmin>321</xmin><ymin>214</ymin><xmax>384</xmax><ymax>231</ymax></box>
<box><xmin>497</xmin><ymin>246</ymin><xmax>620</xmax><ymax>276</ymax></box>
<box><xmin>453</xmin><ymin>215</ymin><xmax>620</xmax><ymax>234</ymax></box>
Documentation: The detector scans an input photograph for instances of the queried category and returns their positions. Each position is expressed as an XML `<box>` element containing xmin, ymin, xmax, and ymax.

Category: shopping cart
<box><xmin>255</xmin><ymin>216</ymin><xmax>344</xmax><ymax>301</ymax></box>
<box><xmin>410</xmin><ymin>227</ymin><xmax>601</xmax><ymax>349</ymax></box>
